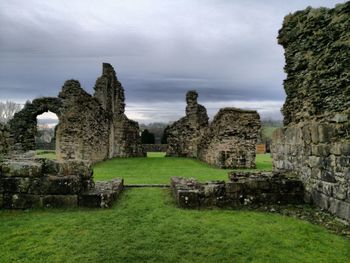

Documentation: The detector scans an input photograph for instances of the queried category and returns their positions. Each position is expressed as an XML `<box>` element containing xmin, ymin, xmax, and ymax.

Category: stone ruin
<box><xmin>198</xmin><ymin>108</ymin><xmax>261</xmax><ymax>168</ymax></box>
<box><xmin>8</xmin><ymin>63</ymin><xmax>145</xmax><ymax>163</ymax></box>
<box><xmin>165</xmin><ymin>90</ymin><xmax>261</xmax><ymax>168</ymax></box>
<box><xmin>0</xmin><ymin>63</ymin><xmax>143</xmax><ymax>209</ymax></box>
<box><xmin>271</xmin><ymin>3</ymin><xmax>350</xmax><ymax>221</ymax></box>
<box><xmin>0</xmin><ymin>152</ymin><xmax>123</xmax><ymax>208</ymax></box>
<box><xmin>165</xmin><ymin>91</ymin><xmax>209</xmax><ymax>158</ymax></box>
<box><xmin>171</xmin><ymin>171</ymin><xmax>304</xmax><ymax>209</ymax></box>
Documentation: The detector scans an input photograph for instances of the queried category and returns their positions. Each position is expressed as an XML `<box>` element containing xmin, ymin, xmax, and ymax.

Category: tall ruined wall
<box><xmin>6</xmin><ymin>63</ymin><xmax>144</xmax><ymax>163</ymax></box>
<box><xmin>94</xmin><ymin>63</ymin><xmax>144</xmax><ymax>158</ymax></box>
<box><xmin>166</xmin><ymin>91</ymin><xmax>208</xmax><ymax>157</ymax></box>
<box><xmin>272</xmin><ymin>3</ymin><xmax>350</xmax><ymax>221</ymax></box>
<box><xmin>56</xmin><ymin>80</ymin><xmax>110</xmax><ymax>163</ymax></box>
<box><xmin>199</xmin><ymin>108</ymin><xmax>261</xmax><ymax>169</ymax></box>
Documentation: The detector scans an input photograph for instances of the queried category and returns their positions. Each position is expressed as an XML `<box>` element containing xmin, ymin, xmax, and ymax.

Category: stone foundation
<box><xmin>272</xmin><ymin>2</ymin><xmax>350</xmax><ymax>221</ymax></box>
<box><xmin>0</xmin><ymin>155</ymin><xmax>123</xmax><ymax>209</ymax></box>
<box><xmin>171</xmin><ymin>171</ymin><xmax>304</xmax><ymax>209</ymax></box>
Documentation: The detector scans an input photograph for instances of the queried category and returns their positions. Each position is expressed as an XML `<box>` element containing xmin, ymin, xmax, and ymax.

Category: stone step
<box><xmin>125</xmin><ymin>184</ymin><xmax>170</xmax><ymax>188</ymax></box>
<box><xmin>79</xmin><ymin>179</ymin><xmax>124</xmax><ymax>208</ymax></box>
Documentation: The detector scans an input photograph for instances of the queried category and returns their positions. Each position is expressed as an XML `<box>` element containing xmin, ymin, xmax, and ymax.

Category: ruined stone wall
<box><xmin>166</xmin><ymin>91</ymin><xmax>209</xmax><ymax>157</ymax></box>
<box><xmin>198</xmin><ymin>108</ymin><xmax>261</xmax><ymax>168</ymax></box>
<box><xmin>0</xmin><ymin>124</ymin><xmax>12</xmax><ymax>156</ymax></box>
<box><xmin>0</xmin><ymin>154</ymin><xmax>124</xmax><ymax>209</ymax></box>
<box><xmin>171</xmin><ymin>171</ymin><xmax>304</xmax><ymax>209</ymax></box>
<box><xmin>272</xmin><ymin>3</ymin><xmax>350</xmax><ymax>221</ymax></box>
<box><xmin>0</xmin><ymin>156</ymin><xmax>94</xmax><ymax>208</ymax></box>
<box><xmin>56</xmin><ymin>80</ymin><xmax>111</xmax><ymax>163</ymax></box>
<box><xmin>9</xmin><ymin>97</ymin><xmax>62</xmax><ymax>152</ymax></box>
<box><xmin>6</xmin><ymin>63</ymin><xmax>144</xmax><ymax>163</ymax></box>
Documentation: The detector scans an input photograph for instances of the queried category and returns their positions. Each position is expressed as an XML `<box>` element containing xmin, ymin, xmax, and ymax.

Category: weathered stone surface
<box><xmin>171</xmin><ymin>172</ymin><xmax>304</xmax><ymax>209</ymax></box>
<box><xmin>166</xmin><ymin>91</ymin><xmax>261</xmax><ymax>168</ymax></box>
<box><xmin>0</xmin><ymin>155</ymin><xmax>122</xmax><ymax>209</ymax></box>
<box><xmin>166</xmin><ymin>91</ymin><xmax>208</xmax><ymax>158</ymax></box>
<box><xmin>272</xmin><ymin>2</ymin><xmax>350</xmax><ymax>222</ymax></box>
<box><xmin>0</xmin><ymin>123</ymin><xmax>12</xmax><ymax>156</ymax></box>
<box><xmin>6</xmin><ymin>63</ymin><xmax>144</xmax><ymax>164</ymax></box>
<box><xmin>79</xmin><ymin>179</ymin><xmax>124</xmax><ymax>208</ymax></box>
<box><xmin>198</xmin><ymin>108</ymin><xmax>261</xmax><ymax>168</ymax></box>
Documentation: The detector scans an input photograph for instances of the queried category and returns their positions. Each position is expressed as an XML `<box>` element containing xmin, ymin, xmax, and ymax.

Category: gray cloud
<box><xmin>0</xmin><ymin>0</ymin><xmax>346</xmax><ymax>122</ymax></box>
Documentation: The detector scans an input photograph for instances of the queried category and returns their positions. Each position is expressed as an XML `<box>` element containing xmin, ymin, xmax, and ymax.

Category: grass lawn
<box><xmin>12</xmin><ymin>151</ymin><xmax>347</xmax><ymax>262</ymax></box>
<box><xmin>1</xmin><ymin>188</ymin><xmax>349</xmax><ymax>262</ymax></box>
<box><xmin>93</xmin><ymin>153</ymin><xmax>272</xmax><ymax>184</ymax></box>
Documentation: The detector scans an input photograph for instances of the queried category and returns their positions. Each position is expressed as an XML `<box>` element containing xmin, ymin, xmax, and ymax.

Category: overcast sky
<box><xmin>0</xmin><ymin>0</ymin><xmax>345</xmax><ymax>124</ymax></box>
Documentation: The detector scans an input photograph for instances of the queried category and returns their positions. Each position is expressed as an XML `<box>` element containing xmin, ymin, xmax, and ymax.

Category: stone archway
<box><xmin>8</xmin><ymin>97</ymin><xmax>62</xmax><ymax>152</ymax></box>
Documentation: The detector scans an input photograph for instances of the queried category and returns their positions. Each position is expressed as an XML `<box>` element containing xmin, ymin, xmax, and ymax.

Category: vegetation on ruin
<box><xmin>1</xmin><ymin>188</ymin><xmax>349</xmax><ymax>262</ymax></box>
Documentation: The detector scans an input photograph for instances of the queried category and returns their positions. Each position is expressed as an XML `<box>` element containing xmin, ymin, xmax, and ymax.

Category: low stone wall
<box><xmin>170</xmin><ymin>171</ymin><xmax>304</xmax><ymax>209</ymax></box>
<box><xmin>143</xmin><ymin>144</ymin><xmax>167</xmax><ymax>152</ymax></box>
<box><xmin>0</xmin><ymin>155</ymin><xmax>123</xmax><ymax>209</ymax></box>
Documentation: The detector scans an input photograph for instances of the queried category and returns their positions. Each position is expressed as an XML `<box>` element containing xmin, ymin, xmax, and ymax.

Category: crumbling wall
<box><xmin>0</xmin><ymin>124</ymin><xmax>12</xmax><ymax>156</ymax></box>
<box><xmin>6</xmin><ymin>63</ymin><xmax>144</xmax><ymax>163</ymax></box>
<box><xmin>272</xmin><ymin>3</ymin><xmax>350</xmax><ymax>221</ymax></box>
<box><xmin>0</xmin><ymin>154</ymin><xmax>123</xmax><ymax>209</ymax></box>
<box><xmin>56</xmin><ymin>80</ymin><xmax>111</xmax><ymax>163</ymax></box>
<box><xmin>198</xmin><ymin>108</ymin><xmax>261</xmax><ymax>168</ymax></box>
<box><xmin>171</xmin><ymin>171</ymin><xmax>304</xmax><ymax>209</ymax></box>
<box><xmin>8</xmin><ymin>97</ymin><xmax>62</xmax><ymax>152</ymax></box>
<box><xmin>166</xmin><ymin>91</ymin><xmax>209</xmax><ymax>157</ymax></box>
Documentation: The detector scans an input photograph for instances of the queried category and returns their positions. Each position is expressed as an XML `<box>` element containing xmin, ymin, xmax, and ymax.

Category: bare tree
<box><xmin>0</xmin><ymin>101</ymin><xmax>22</xmax><ymax>124</ymax></box>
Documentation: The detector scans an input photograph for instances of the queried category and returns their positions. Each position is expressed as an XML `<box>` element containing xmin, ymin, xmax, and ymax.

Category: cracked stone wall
<box><xmin>198</xmin><ymin>108</ymin><xmax>261</xmax><ymax>168</ymax></box>
<box><xmin>7</xmin><ymin>63</ymin><xmax>144</xmax><ymax>163</ymax></box>
<box><xmin>271</xmin><ymin>3</ymin><xmax>350</xmax><ymax>221</ymax></box>
<box><xmin>166</xmin><ymin>91</ymin><xmax>261</xmax><ymax>168</ymax></box>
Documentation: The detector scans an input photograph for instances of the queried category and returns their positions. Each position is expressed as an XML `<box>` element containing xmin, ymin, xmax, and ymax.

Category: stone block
<box><xmin>2</xmin><ymin>177</ymin><xmax>32</xmax><ymax>193</ymax></box>
<box><xmin>42</xmin><ymin>195</ymin><xmax>78</xmax><ymax>208</ymax></box>
<box><xmin>3</xmin><ymin>194</ymin><xmax>42</xmax><ymax>209</ymax></box>
<box><xmin>285</xmin><ymin>127</ymin><xmax>303</xmax><ymax>144</ymax></box>
<box><xmin>318</xmin><ymin>124</ymin><xmax>334</xmax><ymax>143</ymax></box>
<box><xmin>329</xmin><ymin>199</ymin><xmax>350</xmax><ymax>221</ymax></box>
<box><xmin>311</xmin><ymin>144</ymin><xmax>330</xmax><ymax>156</ymax></box>
<box><xmin>1</xmin><ymin>160</ymin><xmax>42</xmax><ymax>177</ymax></box>
<box><xmin>177</xmin><ymin>190</ymin><xmax>200</xmax><ymax>208</ymax></box>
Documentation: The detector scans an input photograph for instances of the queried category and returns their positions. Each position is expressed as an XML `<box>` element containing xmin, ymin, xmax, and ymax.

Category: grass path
<box><xmin>1</xmin><ymin>188</ymin><xmax>349</xmax><ymax>262</ymax></box>
<box><xmin>93</xmin><ymin>153</ymin><xmax>272</xmax><ymax>184</ymax></box>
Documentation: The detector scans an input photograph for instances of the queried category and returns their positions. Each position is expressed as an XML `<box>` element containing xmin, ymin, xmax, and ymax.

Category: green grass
<box><xmin>35</xmin><ymin>150</ymin><xmax>56</xmax><ymax>160</ymax></box>
<box><xmin>1</xmin><ymin>154</ymin><xmax>350</xmax><ymax>262</ymax></box>
<box><xmin>93</xmin><ymin>153</ymin><xmax>272</xmax><ymax>184</ymax></box>
<box><xmin>1</xmin><ymin>188</ymin><xmax>349</xmax><ymax>262</ymax></box>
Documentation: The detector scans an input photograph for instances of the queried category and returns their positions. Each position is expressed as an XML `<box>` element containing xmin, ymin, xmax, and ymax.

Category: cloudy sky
<box><xmin>0</xmin><ymin>0</ymin><xmax>345</xmax><ymax>124</ymax></box>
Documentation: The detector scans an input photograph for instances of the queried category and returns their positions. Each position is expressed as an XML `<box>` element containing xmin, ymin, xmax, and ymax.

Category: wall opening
<box><xmin>35</xmin><ymin>111</ymin><xmax>59</xmax><ymax>151</ymax></box>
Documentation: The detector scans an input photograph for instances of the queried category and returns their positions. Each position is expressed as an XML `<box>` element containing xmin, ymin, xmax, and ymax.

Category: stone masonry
<box><xmin>166</xmin><ymin>91</ymin><xmax>209</xmax><ymax>158</ymax></box>
<box><xmin>271</xmin><ymin>3</ymin><xmax>350</xmax><ymax>221</ymax></box>
<box><xmin>0</xmin><ymin>153</ymin><xmax>124</xmax><ymax>209</ymax></box>
<box><xmin>166</xmin><ymin>91</ymin><xmax>261</xmax><ymax>168</ymax></box>
<box><xmin>0</xmin><ymin>123</ymin><xmax>12</xmax><ymax>157</ymax></box>
<box><xmin>198</xmin><ymin>108</ymin><xmax>261</xmax><ymax>168</ymax></box>
<box><xmin>171</xmin><ymin>171</ymin><xmax>304</xmax><ymax>209</ymax></box>
<box><xmin>8</xmin><ymin>63</ymin><xmax>145</xmax><ymax>163</ymax></box>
